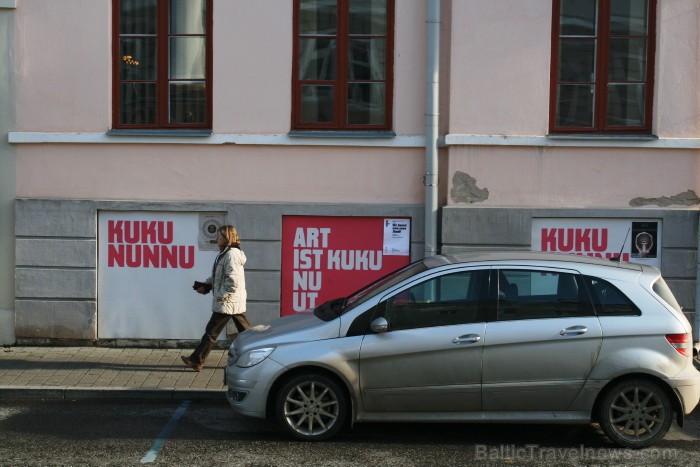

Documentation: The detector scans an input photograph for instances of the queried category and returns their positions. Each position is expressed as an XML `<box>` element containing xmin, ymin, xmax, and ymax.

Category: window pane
<box><xmin>299</xmin><ymin>0</ymin><xmax>337</xmax><ymax>35</ymax></box>
<box><xmin>169</xmin><ymin>81</ymin><xmax>206</xmax><ymax>124</ymax></box>
<box><xmin>498</xmin><ymin>270</ymin><xmax>593</xmax><ymax>320</ymax></box>
<box><xmin>608</xmin><ymin>38</ymin><xmax>646</xmax><ymax>81</ymax></box>
<box><xmin>170</xmin><ymin>37</ymin><xmax>206</xmax><ymax>79</ymax></box>
<box><xmin>170</xmin><ymin>0</ymin><xmax>206</xmax><ymax>34</ymax></box>
<box><xmin>560</xmin><ymin>0</ymin><xmax>597</xmax><ymax>36</ymax></box>
<box><xmin>120</xmin><ymin>0</ymin><xmax>157</xmax><ymax>35</ymax></box>
<box><xmin>606</xmin><ymin>83</ymin><xmax>644</xmax><ymax>126</ymax></box>
<box><xmin>385</xmin><ymin>271</ymin><xmax>488</xmax><ymax>331</ymax></box>
<box><xmin>585</xmin><ymin>276</ymin><xmax>640</xmax><ymax>316</ymax></box>
<box><xmin>301</xmin><ymin>85</ymin><xmax>334</xmax><ymax>122</ymax></box>
<box><xmin>347</xmin><ymin>82</ymin><xmax>384</xmax><ymax>124</ymax></box>
<box><xmin>610</xmin><ymin>0</ymin><xmax>648</xmax><ymax>35</ymax></box>
<box><xmin>121</xmin><ymin>83</ymin><xmax>156</xmax><ymax>124</ymax></box>
<box><xmin>120</xmin><ymin>38</ymin><xmax>157</xmax><ymax>80</ymax></box>
<box><xmin>556</xmin><ymin>84</ymin><xmax>594</xmax><ymax>127</ymax></box>
<box><xmin>299</xmin><ymin>38</ymin><xmax>336</xmax><ymax>80</ymax></box>
<box><xmin>348</xmin><ymin>39</ymin><xmax>385</xmax><ymax>80</ymax></box>
<box><xmin>349</xmin><ymin>0</ymin><xmax>386</xmax><ymax>35</ymax></box>
<box><xmin>558</xmin><ymin>39</ymin><xmax>596</xmax><ymax>82</ymax></box>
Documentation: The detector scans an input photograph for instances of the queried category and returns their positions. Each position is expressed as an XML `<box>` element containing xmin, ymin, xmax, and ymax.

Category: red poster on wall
<box><xmin>281</xmin><ymin>216</ymin><xmax>412</xmax><ymax>316</ymax></box>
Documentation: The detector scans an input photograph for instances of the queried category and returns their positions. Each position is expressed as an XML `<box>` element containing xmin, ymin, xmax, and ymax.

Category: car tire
<box><xmin>274</xmin><ymin>372</ymin><xmax>348</xmax><ymax>441</ymax></box>
<box><xmin>598</xmin><ymin>378</ymin><xmax>673</xmax><ymax>449</ymax></box>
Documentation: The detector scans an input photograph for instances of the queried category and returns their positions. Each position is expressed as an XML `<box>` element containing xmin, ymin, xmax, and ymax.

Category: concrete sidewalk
<box><xmin>0</xmin><ymin>346</ymin><xmax>227</xmax><ymax>401</ymax></box>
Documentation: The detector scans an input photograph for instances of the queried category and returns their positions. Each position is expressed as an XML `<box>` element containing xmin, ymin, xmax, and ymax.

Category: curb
<box><xmin>0</xmin><ymin>386</ymin><xmax>226</xmax><ymax>401</ymax></box>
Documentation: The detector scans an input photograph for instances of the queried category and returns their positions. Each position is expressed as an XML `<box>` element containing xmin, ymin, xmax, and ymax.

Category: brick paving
<box><xmin>0</xmin><ymin>346</ymin><xmax>227</xmax><ymax>400</ymax></box>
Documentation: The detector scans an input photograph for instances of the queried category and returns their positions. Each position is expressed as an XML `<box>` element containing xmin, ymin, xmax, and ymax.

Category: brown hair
<box><xmin>218</xmin><ymin>225</ymin><xmax>240</xmax><ymax>250</ymax></box>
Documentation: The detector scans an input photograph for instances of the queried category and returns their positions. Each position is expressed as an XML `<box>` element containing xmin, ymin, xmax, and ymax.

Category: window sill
<box><xmin>107</xmin><ymin>129</ymin><xmax>212</xmax><ymax>137</ymax></box>
<box><xmin>289</xmin><ymin>130</ymin><xmax>396</xmax><ymax>138</ymax></box>
<box><xmin>547</xmin><ymin>134</ymin><xmax>659</xmax><ymax>141</ymax></box>
<box><xmin>9</xmin><ymin>131</ymin><xmax>424</xmax><ymax>147</ymax></box>
<box><xmin>444</xmin><ymin>134</ymin><xmax>699</xmax><ymax>149</ymax></box>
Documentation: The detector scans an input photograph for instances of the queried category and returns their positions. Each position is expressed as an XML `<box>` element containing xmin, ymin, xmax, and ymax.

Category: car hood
<box><xmin>235</xmin><ymin>313</ymin><xmax>340</xmax><ymax>351</ymax></box>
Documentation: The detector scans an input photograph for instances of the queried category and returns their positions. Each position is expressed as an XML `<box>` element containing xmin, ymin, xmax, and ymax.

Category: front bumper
<box><xmin>224</xmin><ymin>357</ymin><xmax>286</xmax><ymax>419</ymax></box>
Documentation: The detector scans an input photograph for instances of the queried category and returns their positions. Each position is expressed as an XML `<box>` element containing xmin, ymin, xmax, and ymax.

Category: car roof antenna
<box><xmin>611</xmin><ymin>227</ymin><xmax>631</xmax><ymax>263</ymax></box>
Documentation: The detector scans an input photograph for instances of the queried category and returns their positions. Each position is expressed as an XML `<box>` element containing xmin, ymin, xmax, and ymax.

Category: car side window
<box><xmin>583</xmin><ymin>275</ymin><xmax>641</xmax><ymax>316</ymax></box>
<box><xmin>497</xmin><ymin>269</ymin><xmax>594</xmax><ymax>321</ymax></box>
<box><xmin>383</xmin><ymin>270</ymin><xmax>489</xmax><ymax>331</ymax></box>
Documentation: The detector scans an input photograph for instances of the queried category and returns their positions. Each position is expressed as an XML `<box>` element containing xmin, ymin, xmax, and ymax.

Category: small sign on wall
<box><xmin>281</xmin><ymin>216</ymin><xmax>411</xmax><ymax>316</ymax></box>
<box><xmin>532</xmin><ymin>218</ymin><xmax>661</xmax><ymax>269</ymax></box>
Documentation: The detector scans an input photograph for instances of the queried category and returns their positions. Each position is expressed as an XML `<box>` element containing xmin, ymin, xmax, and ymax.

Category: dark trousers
<box><xmin>190</xmin><ymin>312</ymin><xmax>251</xmax><ymax>365</ymax></box>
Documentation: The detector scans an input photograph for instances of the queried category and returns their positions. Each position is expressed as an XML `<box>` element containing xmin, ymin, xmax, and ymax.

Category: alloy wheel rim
<box><xmin>608</xmin><ymin>386</ymin><xmax>665</xmax><ymax>441</ymax></box>
<box><xmin>283</xmin><ymin>381</ymin><xmax>339</xmax><ymax>436</ymax></box>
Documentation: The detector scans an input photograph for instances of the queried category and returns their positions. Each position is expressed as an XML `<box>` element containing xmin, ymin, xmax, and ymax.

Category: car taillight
<box><xmin>666</xmin><ymin>334</ymin><xmax>690</xmax><ymax>356</ymax></box>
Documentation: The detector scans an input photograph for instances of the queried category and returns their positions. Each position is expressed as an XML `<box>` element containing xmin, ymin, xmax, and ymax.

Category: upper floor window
<box><xmin>113</xmin><ymin>0</ymin><xmax>212</xmax><ymax>129</ymax></box>
<box><xmin>292</xmin><ymin>0</ymin><xmax>394</xmax><ymax>131</ymax></box>
<box><xmin>550</xmin><ymin>0</ymin><xmax>656</xmax><ymax>134</ymax></box>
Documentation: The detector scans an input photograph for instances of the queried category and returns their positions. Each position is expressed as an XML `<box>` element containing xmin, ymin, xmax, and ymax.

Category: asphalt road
<box><xmin>1</xmin><ymin>399</ymin><xmax>699</xmax><ymax>466</ymax></box>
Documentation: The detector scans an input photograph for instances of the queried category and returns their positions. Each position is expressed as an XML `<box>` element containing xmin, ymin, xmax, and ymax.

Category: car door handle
<box><xmin>560</xmin><ymin>325</ymin><xmax>588</xmax><ymax>336</ymax></box>
<box><xmin>452</xmin><ymin>334</ymin><xmax>481</xmax><ymax>344</ymax></box>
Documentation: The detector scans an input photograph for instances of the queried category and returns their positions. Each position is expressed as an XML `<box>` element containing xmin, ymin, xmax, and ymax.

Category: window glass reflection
<box><xmin>348</xmin><ymin>39</ymin><xmax>385</xmax><ymax>80</ymax></box>
<box><xmin>170</xmin><ymin>0</ymin><xmax>206</xmax><ymax>34</ymax></box>
<box><xmin>299</xmin><ymin>38</ymin><xmax>336</xmax><ymax>80</ymax></box>
<box><xmin>608</xmin><ymin>38</ymin><xmax>646</xmax><ymax>82</ymax></box>
<box><xmin>559</xmin><ymin>0</ymin><xmax>597</xmax><ymax>36</ymax></box>
<box><xmin>170</xmin><ymin>37</ymin><xmax>206</xmax><ymax>79</ymax></box>
<box><xmin>169</xmin><ymin>81</ymin><xmax>206</xmax><ymax>124</ymax></box>
<box><xmin>558</xmin><ymin>39</ymin><xmax>596</xmax><ymax>82</ymax></box>
<box><xmin>120</xmin><ymin>38</ymin><xmax>157</xmax><ymax>81</ymax></box>
<box><xmin>606</xmin><ymin>83</ymin><xmax>645</xmax><ymax>126</ymax></box>
<box><xmin>349</xmin><ymin>0</ymin><xmax>386</xmax><ymax>35</ymax></box>
<box><xmin>301</xmin><ymin>85</ymin><xmax>334</xmax><ymax>122</ymax></box>
<box><xmin>610</xmin><ymin>0</ymin><xmax>647</xmax><ymax>35</ymax></box>
<box><xmin>120</xmin><ymin>0</ymin><xmax>157</xmax><ymax>35</ymax></box>
<box><xmin>121</xmin><ymin>83</ymin><xmax>157</xmax><ymax>124</ymax></box>
<box><xmin>556</xmin><ymin>84</ymin><xmax>595</xmax><ymax>127</ymax></box>
<box><xmin>347</xmin><ymin>83</ymin><xmax>384</xmax><ymax>125</ymax></box>
<box><xmin>300</xmin><ymin>0</ymin><xmax>337</xmax><ymax>34</ymax></box>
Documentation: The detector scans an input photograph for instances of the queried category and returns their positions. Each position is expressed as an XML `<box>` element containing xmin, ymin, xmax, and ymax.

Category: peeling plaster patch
<box><xmin>629</xmin><ymin>190</ymin><xmax>700</xmax><ymax>207</ymax></box>
<box><xmin>451</xmin><ymin>171</ymin><xmax>489</xmax><ymax>204</ymax></box>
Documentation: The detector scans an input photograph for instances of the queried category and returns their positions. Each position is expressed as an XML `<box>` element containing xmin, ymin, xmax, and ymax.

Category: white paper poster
<box><xmin>98</xmin><ymin>211</ymin><xmax>220</xmax><ymax>339</ymax></box>
<box><xmin>383</xmin><ymin>219</ymin><xmax>410</xmax><ymax>256</ymax></box>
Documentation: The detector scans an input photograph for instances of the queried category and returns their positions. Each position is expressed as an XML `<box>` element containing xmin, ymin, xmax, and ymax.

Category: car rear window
<box><xmin>583</xmin><ymin>275</ymin><xmax>641</xmax><ymax>316</ymax></box>
<box><xmin>652</xmin><ymin>277</ymin><xmax>683</xmax><ymax>314</ymax></box>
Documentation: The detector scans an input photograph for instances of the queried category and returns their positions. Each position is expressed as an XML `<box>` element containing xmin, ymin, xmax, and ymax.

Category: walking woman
<box><xmin>182</xmin><ymin>225</ymin><xmax>250</xmax><ymax>372</ymax></box>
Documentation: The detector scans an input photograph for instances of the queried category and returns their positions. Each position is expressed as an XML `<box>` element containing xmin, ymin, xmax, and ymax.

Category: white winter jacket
<box><xmin>206</xmin><ymin>247</ymin><xmax>247</xmax><ymax>315</ymax></box>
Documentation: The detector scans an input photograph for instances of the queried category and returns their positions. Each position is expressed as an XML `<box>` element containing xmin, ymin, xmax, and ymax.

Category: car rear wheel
<box><xmin>274</xmin><ymin>372</ymin><xmax>348</xmax><ymax>441</ymax></box>
<box><xmin>598</xmin><ymin>379</ymin><xmax>673</xmax><ymax>448</ymax></box>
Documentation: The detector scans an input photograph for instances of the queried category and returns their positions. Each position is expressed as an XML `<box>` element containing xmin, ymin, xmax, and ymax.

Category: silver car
<box><xmin>225</xmin><ymin>251</ymin><xmax>700</xmax><ymax>448</ymax></box>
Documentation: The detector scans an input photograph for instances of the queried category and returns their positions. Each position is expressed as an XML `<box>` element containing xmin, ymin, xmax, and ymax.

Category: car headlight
<box><xmin>236</xmin><ymin>347</ymin><xmax>276</xmax><ymax>368</ymax></box>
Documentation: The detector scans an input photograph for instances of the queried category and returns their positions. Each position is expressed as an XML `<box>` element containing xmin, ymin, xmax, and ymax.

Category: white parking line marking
<box><xmin>140</xmin><ymin>400</ymin><xmax>191</xmax><ymax>464</ymax></box>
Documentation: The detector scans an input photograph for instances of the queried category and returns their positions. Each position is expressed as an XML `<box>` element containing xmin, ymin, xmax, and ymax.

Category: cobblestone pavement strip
<box><xmin>0</xmin><ymin>346</ymin><xmax>228</xmax><ymax>399</ymax></box>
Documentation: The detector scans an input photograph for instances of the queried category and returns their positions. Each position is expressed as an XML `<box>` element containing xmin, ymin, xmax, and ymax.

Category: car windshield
<box><xmin>313</xmin><ymin>260</ymin><xmax>428</xmax><ymax>321</ymax></box>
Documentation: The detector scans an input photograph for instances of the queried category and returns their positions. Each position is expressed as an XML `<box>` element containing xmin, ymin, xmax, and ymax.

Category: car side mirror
<box><xmin>370</xmin><ymin>317</ymin><xmax>389</xmax><ymax>333</ymax></box>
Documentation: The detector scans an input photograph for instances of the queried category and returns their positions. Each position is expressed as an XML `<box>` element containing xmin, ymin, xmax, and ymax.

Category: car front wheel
<box><xmin>598</xmin><ymin>379</ymin><xmax>673</xmax><ymax>448</ymax></box>
<box><xmin>274</xmin><ymin>372</ymin><xmax>348</xmax><ymax>441</ymax></box>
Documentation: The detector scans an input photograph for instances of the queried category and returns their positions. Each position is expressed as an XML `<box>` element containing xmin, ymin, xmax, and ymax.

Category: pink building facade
<box><xmin>1</xmin><ymin>0</ymin><xmax>698</xmax><ymax>346</ymax></box>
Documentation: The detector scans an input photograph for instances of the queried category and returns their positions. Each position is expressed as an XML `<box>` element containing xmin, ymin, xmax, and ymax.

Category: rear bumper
<box><xmin>672</xmin><ymin>364</ymin><xmax>700</xmax><ymax>414</ymax></box>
